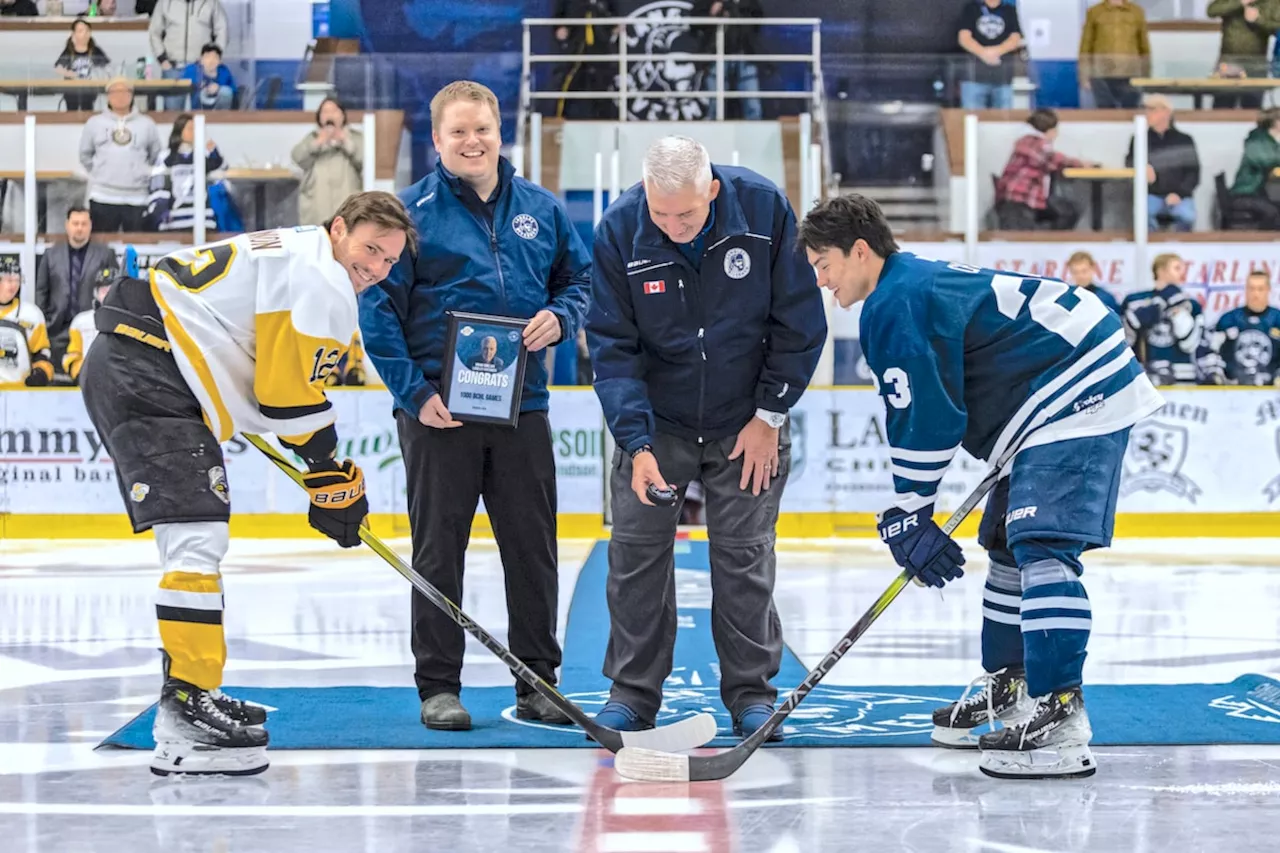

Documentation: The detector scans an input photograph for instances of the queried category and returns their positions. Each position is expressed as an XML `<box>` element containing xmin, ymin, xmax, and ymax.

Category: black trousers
<box><xmin>396</xmin><ymin>408</ymin><xmax>562</xmax><ymax>700</ymax></box>
<box><xmin>997</xmin><ymin>198</ymin><xmax>1079</xmax><ymax>231</ymax></box>
<box><xmin>89</xmin><ymin>200</ymin><xmax>146</xmax><ymax>233</ymax></box>
<box><xmin>1090</xmin><ymin>77</ymin><xmax>1140</xmax><ymax>109</ymax></box>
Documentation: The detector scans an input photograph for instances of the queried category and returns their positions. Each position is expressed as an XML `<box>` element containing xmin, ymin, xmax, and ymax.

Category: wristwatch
<box><xmin>755</xmin><ymin>408</ymin><xmax>786</xmax><ymax>429</ymax></box>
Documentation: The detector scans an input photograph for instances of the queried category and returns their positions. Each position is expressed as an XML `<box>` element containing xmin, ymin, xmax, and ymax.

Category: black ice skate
<box><xmin>150</xmin><ymin>679</ymin><xmax>270</xmax><ymax>777</ymax></box>
<box><xmin>978</xmin><ymin>687</ymin><xmax>1096</xmax><ymax>779</ymax></box>
<box><xmin>932</xmin><ymin>665</ymin><xmax>1033</xmax><ymax>749</ymax></box>
<box><xmin>161</xmin><ymin>650</ymin><xmax>267</xmax><ymax>726</ymax></box>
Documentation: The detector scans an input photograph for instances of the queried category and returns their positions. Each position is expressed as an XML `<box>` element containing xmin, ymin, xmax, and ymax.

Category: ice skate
<box><xmin>150</xmin><ymin>679</ymin><xmax>269</xmax><ymax>777</ymax></box>
<box><xmin>978</xmin><ymin>687</ymin><xmax>1096</xmax><ymax>779</ymax></box>
<box><xmin>931</xmin><ymin>665</ymin><xmax>1034</xmax><ymax>749</ymax></box>
<box><xmin>161</xmin><ymin>651</ymin><xmax>267</xmax><ymax>726</ymax></box>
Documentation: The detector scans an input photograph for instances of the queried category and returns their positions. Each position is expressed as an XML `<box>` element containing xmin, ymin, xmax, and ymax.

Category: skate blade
<box><xmin>978</xmin><ymin>743</ymin><xmax>1097</xmax><ymax>780</ymax></box>
<box><xmin>150</xmin><ymin>743</ymin><xmax>269</xmax><ymax>778</ymax></box>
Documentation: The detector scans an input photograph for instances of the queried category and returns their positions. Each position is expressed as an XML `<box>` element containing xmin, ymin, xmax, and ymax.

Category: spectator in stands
<box><xmin>145</xmin><ymin>112</ymin><xmax>243</xmax><ymax>233</ymax></box>
<box><xmin>1207</xmin><ymin>0</ymin><xmax>1280</xmax><ymax>110</ymax></box>
<box><xmin>149</xmin><ymin>0</ymin><xmax>229</xmax><ymax>111</ymax></box>
<box><xmin>956</xmin><ymin>0</ymin><xmax>1023</xmax><ymax>110</ymax></box>
<box><xmin>994</xmin><ymin>109</ymin><xmax>1086</xmax><ymax>230</ymax></box>
<box><xmin>1066</xmin><ymin>250</ymin><xmax>1121</xmax><ymax>314</ymax></box>
<box><xmin>693</xmin><ymin>0</ymin><xmax>764</xmax><ymax>121</ymax></box>
<box><xmin>1121</xmin><ymin>253</ymin><xmax>1204</xmax><ymax>385</ymax></box>
<box><xmin>0</xmin><ymin>0</ymin><xmax>38</xmax><ymax>16</ymax></box>
<box><xmin>1077</xmin><ymin>0</ymin><xmax>1150</xmax><ymax>109</ymax></box>
<box><xmin>34</xmin><ymin>206</ymin><xmax>118</xmax><ymax>368</ymax></box>
<box><xmin>183</xmin><ymin>43</ymin><xmax>236</xmax><ymax>110</ymax></box>
<box><xmin>552</xmin><ymin>0</ymin><xmax>619</xmax><ymax>120</ymax></box>
<box><xmin>55</xmin><ymin>19</ymin><xmax>112</xmax><ymax>112</ymax></box>
<box><xmin>80</xmin><ymin>78</ymin><xmax>162</xmax><ymax>233</ymax></box>
<box><xmin>1124</xmin><ymin>95</ymin><xmax>1199</xmax><ymax>232</ymax></box>
<box><xmin>292</xmin><ymin>97</ymin><xmax>364</xmax><ymax>227</ymax></box>
<box><xmin>1228</xmin><ymin>107</ymin><xmax>1280</xmax><ymax>229</ymax></box>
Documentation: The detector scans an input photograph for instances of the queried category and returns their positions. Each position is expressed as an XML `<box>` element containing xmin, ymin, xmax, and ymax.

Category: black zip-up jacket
<box><xmin>1126</xmin><ymin>123</ymin><xmax>1201</xmax><ymax>199</ymax></box>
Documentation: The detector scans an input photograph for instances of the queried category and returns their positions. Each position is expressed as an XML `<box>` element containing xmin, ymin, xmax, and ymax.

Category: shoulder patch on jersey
<box><xmin>512</xmin><ymin>213</ymin><xmax>539</xmax><ymax>240</ymax></box>
<box><xmin>724</xmin><ymin>247</ymin><xmax>750</xmax><ymax>280</ymax></box>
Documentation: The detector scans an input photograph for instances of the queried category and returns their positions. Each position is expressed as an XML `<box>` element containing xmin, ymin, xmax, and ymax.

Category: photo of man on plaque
<box><xmin>443</xmin><ymin>313</ymin><xmax>528</xmax><ymax>426</ymax></box>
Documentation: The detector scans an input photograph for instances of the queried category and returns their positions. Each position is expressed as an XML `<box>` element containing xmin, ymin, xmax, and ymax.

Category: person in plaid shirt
<box><xmin>995</xmin><ymin>109</ymin><xmax>1089</xmax><ymax>230</ymax></box>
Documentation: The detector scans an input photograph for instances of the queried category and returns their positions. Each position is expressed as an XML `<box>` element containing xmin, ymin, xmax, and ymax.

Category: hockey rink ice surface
<box><xmin>2</xmin><ymin>536</ymin><xmax>1279</xmax><ymax>852</ymax></box>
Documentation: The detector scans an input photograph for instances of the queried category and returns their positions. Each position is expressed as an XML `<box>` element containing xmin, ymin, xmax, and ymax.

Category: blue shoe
<box><xmin>733</xmin><ymin>704</ymin><xmax>783</xmax><ymax>743</ymax></box>
<box><xmin>586</xmin><ymin>702</ymin><xmax>654</xmax><ymax>741</ymax></box>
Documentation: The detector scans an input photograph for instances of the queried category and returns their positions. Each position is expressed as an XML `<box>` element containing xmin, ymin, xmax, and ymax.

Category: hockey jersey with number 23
<box><xmin>859</xmin><ymin>253</ymin><xmax>1164</xmax><ymax>513</ymax></box>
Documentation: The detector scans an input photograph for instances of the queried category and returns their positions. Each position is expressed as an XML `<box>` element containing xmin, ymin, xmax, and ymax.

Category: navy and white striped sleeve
<box><xmin>862</xmin><ymin>300</ymin><xmax>967</xmax><ymax>515</ymax></box>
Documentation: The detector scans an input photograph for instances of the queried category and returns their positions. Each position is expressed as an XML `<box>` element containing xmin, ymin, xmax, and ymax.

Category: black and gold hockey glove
<box><xmin>302</xmin><ymin>459</ymin><xmax>368</xmax><ymax>548</ymax></box>
<box><xmin>25</xmin><ymin>360</ymin><xmax>53</xmax><ymax>386</ymax></box>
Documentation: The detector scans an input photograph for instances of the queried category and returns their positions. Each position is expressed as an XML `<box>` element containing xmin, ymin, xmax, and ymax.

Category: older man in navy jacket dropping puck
<box><xmin>587</xmin><ymin>136</ymin><xmax>827</xmax><ymax>741</ymax></box>
<box><xmin>360</xmin><ymin>81</ymin><xmax>591</xmax><ymax>731</ymax></box>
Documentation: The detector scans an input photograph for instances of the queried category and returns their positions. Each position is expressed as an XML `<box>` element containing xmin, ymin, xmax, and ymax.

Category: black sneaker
<box><xmin>978</xmin><ymin>687</ymin><xmax>1096</xmax><ymax>779</ymax></box>
<box><xmin>932</xmin><ymin>666</ymin><xmax>1033</xmax><ymax>749</ymax></box>
<box><xmin>516</xmin><ymin>692</ymin><xmax>572</xmax><ymax>725</ymax></box>
<box><xmin>161</xmin><ymin>650</ymin><xmax>266</xmax><ymax>726</ymax></box>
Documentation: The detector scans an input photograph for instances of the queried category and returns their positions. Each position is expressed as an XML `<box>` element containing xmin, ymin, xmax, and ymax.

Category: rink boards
<box><xmin>0</xmin><ymin>387</ymin><xmax>1277</xmax><ymax>538</ymax></box>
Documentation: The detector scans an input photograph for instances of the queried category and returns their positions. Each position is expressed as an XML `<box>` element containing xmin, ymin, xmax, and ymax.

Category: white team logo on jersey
<box><xmin>130</xmin><ymin>482</ymin><xmax>150</xmax><ymax>503</ymax></box>
<box><xmin>1146</xmin><ymin>319</ymin><xmax>1174</xmax><ymax>349</ymax></box>
<box><xmin>512</xmin><ymin>214</ymin><xmax>539</xmax><ymax>240</ymax></box>
<box><xmin>724</xmin><ymin>248</ymin><xmax>750</xmax><ymax>279</ymax></box>
<box><xmin>1120</xmin><ymin>421</ymin><xmax>1201</xmax><ymax>503</ymax></box>
<box><xmin>1236</xmin><ymin>328</ymin><xmax>1273</xmax><ymax>371</ymax></box>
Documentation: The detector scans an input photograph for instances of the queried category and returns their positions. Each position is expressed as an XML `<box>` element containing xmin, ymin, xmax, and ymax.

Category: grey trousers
<box><xmin>604</xmin><ymin>423</ymin><xmax>790</xmax><ymax>720</ymax></box>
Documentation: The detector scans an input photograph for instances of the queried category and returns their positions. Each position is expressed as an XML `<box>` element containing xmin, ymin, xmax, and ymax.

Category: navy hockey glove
<box><xmin>877</xmin><ymin>506</ymin><xmax>965</xmax><ymax>589</ymax></box>
<box><xmin>302</xmin><ymin>459</ymin><xmax>368</xmax><ymax>548</ymax></box>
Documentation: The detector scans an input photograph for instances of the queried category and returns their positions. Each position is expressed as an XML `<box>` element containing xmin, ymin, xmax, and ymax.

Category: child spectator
<box><xmin>183</xmin><ymin>43</ymin><xmax>236</xmax><ymax>110</ymax></box>
<box><xmin>55</xmin><ymin>18</ymin><xmax>112</xmax><ymax>112</ymax></box>
<box><xmin>145</xmin><ymin>112</ymin><xmax>243</xmax><ymax>233</ymax></box>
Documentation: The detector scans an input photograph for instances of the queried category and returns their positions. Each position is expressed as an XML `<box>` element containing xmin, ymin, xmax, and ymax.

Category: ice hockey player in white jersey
<box><xmin>0</xmin><ymin>255</ymin><xmax>55</xmax><ymax>386</ymax></box>
<box><xmin>78</xmin><ymin>191</ymin><xmax>416</xmax><ymax>776</ymax></box>
<box><xmin>62</xmin><ymin>268</ymin><xmax>116</xmax><ymax>384</ymax></box>
<box><xmin>798</xmin><ymin>195</ymin><xmax>1163</xmax><ymax>779</ymax></box>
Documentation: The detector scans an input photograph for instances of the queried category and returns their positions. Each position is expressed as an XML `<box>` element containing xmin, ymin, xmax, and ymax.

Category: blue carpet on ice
<box><xmin>100</xmin><ymin>541</ymin><xmax>1280</xmax><ymax>750</ymax></box>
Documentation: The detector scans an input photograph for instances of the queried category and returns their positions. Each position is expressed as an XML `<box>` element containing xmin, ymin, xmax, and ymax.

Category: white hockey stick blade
<box><xmin>616</xmin><ymin>713</ymin><xmax>718</xmax><ymax>752</ymax></box>
<box><xmin>614</xmin><ymin>746</ymin><xmax>692</xmax><ymax>782</ymax></box>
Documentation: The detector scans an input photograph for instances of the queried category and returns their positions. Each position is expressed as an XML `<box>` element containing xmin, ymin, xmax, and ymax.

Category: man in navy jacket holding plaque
<box><xmin>360</xmin><ymin>81</ymin><xmax>591</xmax><ymax>731</ymax></box>
<box><xmin>587</xmin><ymin>136</ymin><xmax>826</xmax><ymax>740</ymax></box>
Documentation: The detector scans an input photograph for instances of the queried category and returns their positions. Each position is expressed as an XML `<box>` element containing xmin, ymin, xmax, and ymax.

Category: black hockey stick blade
<box><xmin>614</xmin><ymin>462</ymin><xmax>1005</xmax><ymax>782</ymax></box>
<box><xmin>248</xmin><ymin>434</ymin><xmax>718</xmax><ymax>754</ymax></box>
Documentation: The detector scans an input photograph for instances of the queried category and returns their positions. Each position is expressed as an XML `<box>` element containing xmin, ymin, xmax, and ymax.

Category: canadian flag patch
<box><xmin>643</xmin><ymin>280</ymin><xmax>666</xmax><ymax>295</ymax></box>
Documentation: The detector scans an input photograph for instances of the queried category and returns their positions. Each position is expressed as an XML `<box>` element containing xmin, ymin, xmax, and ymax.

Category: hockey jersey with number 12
<box><xmin>859</xmin><ymin>254</ymin><xmax>1164</xmax><ymax>514</ymax></box>
<box><xmin>149</xmin><ymin>226</ymin><xmax>357</xmax><ymax>445</ymax></box>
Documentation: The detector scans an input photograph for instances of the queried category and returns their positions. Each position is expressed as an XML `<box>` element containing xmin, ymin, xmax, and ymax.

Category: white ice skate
<box><xmin>931</xmin><ymin>666</ymin><xmax>1035</xmax><ymax>749</ymax></box>
<box><xmin>150</xmin><ymin>680</ymin><xmax>269</xmax><ymax>777</ymax></box>
<box><xmin>978</xmin><ymin>687</ymin><xmax>1096</xmax><ymax>779</ymax></box>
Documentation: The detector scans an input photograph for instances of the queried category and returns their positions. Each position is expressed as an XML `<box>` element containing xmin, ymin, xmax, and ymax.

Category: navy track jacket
<box><xmin>587</xmin><ymin>165</ymin><xmax>827</xmax><ymax>453</ymax></box>
<box><xmin>359</xmin><ymin>157</ymin><xmax>592</xmax><ymax>418</ymax></box>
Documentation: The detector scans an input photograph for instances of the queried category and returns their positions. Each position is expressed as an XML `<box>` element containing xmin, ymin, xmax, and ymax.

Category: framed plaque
<box><xmin>440</xmin><ymin>311</ymin><xmax>528</xmax><ymax>427</ymax></box>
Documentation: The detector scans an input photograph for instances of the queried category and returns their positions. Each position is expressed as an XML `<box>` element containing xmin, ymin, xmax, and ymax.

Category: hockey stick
<box><xmin>247</xmin><ymin>433</ymin><xmax>717</xmax><ymax>754</ymax></box>
<box><xmin>614</xmin><ymin>461</ymin><xmax>1006</xmax><ymax>782</ymax></box>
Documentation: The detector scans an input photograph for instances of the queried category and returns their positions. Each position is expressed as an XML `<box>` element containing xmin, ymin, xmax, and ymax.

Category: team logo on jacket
<box><xmin>1120</xmin><ymin>421</ymin><xmax>1201</xmax><ymax>503</ymax></box>
<box><xmin>512</xmin><ymin>214</ymin><xmax>539</xmax><ymax>240</ymax></box>
<box><xmin>208</xmin><ymin>466</ymin><xmax>230</xmax><ymax>505</ymax></box>
<box><xmin>644</xmin><ymin>280</ymin><xmax>665</xmax><ymax>295</ymax></box>
<box><xmin>724</xmin><ymin>248</ymin><xmax>750</xmax><ymax>279</ymax></box>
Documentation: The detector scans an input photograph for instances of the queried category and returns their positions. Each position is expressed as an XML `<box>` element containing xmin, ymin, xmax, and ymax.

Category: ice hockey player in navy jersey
<box><xmin>1203</xmin><ymin>270</ymin><xmax>1280</xmax><ymax>385</ymax></box>
<box><xmin>1120</xmin><ymin>253</ymin><xmax>1204</xmax><ymax>385</ymax></box>
<box><xmin>797</xmin><ymin>195</ymin><xmax>1163</xmax><ymax>779</ymax></box>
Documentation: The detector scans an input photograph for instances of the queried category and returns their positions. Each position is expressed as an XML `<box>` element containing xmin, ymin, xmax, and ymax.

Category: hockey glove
<box><xmin>302</xmin><ymin>459</ymin><xmax>368</xmax><ymax>548</ymax></box>
<box><xmin>24</xmin><ymin>361</ymin><xmax>53</xmax><ymax>387</ymax></box>
<box><xmin>877</xmin><ymin>506</ymin><xmax>965</xmax><ymax>589</ymax></box>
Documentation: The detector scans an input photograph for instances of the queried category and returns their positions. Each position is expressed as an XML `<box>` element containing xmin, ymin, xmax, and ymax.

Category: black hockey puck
<box><xmin>646</xmin><ymin>484</ymin><xmax>679</xmax><ymax>507</ymax></box>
